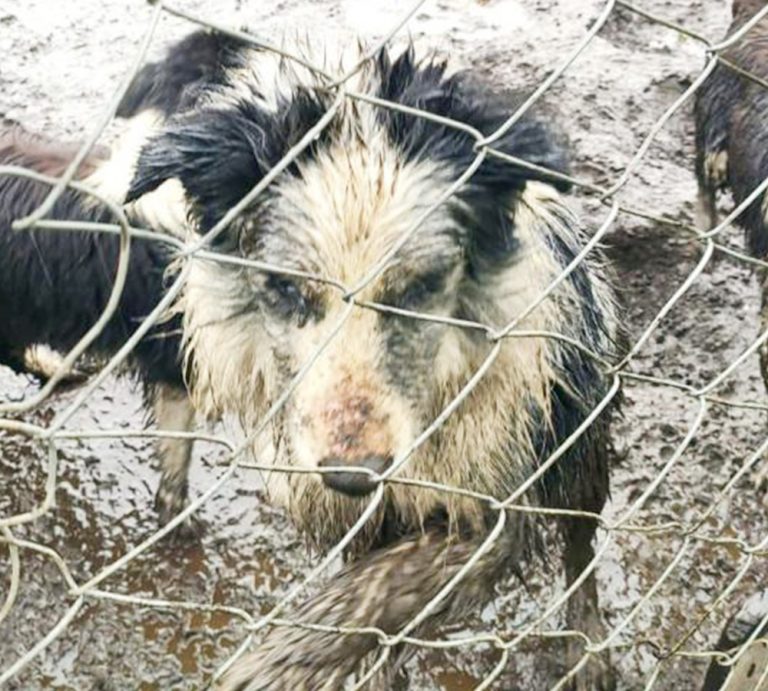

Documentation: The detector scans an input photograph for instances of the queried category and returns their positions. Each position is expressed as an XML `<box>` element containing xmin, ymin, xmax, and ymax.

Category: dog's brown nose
<box><xmin>318</xmin><ymin>454</ymin><xmax>392</xmax><ymax>497</ymax></box>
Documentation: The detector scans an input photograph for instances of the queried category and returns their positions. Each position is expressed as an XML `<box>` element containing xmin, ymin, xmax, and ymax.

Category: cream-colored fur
<box><xmin>177</xmin><ymin>133</ymin><xmax>614</xmax><ymax>541</ymax></box>
<box><xmin>83</xmin><ymin>109</ymin><xmax>165</xmax><ymax>206</ymax></box>
<box><xmin>112</xmin><ymin>38</ymin><xmax>618</xmax><ymax>553</ymax></box>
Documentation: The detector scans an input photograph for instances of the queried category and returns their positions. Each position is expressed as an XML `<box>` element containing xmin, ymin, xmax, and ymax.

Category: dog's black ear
<box><xmin>117</xmin><ymin>30</ymin><xmax>250</xmax><ymax>118</ymax></box>
<box><xmin>459</xmin><ymin>120</ymin><xmax>572</xmax><ymax>274</ymax></box>
<box><xmin>124</xmin><ymin>129</ymin><xmax>187</xmax><ymax>203</ymax></box>
<box><xmin>126</xmin><ymin>108</ymin><xmax>266</xmax><ymax>233</ymax></box>
<box><xmin>118</xmin><ymin>61</ymin><xmax>163</xmax><ymax>119</ymax></box>
<box><xmin>448</xmin><ymin>76</ymin><xmax>572</xmax><ymax>194</ymax></box>
<box><xmin>127</xmin><ymin>84</ymin><xmax>330</xmax><ymax>232</ymax></box>
<box><xmin>453</xmin><ymin>96</ymin><xmax>573</xmax><ymax>273</ymax></box>
<box><xmin>377</xmin><ymin>50</ymin><xmax>572</xmax><ymax>194</ymax></box>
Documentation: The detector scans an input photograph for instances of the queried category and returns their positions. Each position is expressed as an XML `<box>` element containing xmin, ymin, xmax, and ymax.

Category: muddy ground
<box><xmin>1</xmin><ymin>0</ymin><xmax>767</xmax><ymax>689</ymax></box>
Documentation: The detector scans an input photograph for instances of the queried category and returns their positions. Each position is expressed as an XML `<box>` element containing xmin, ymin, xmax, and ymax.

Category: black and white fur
<box><xmin>0</xmin><ymin>96</ymin><xmax>202</xmax><ymax>529</ymax></box>
<box><xmin>0</xmin><ymin>122</ymin><xmax>197</xmax><ymax>529</ymax></box>
<box><xmin>58</xmin><ymin>29</ymin><xmax>621</xmax><ymax>688</ymax></box>
<box><xmin>694</xmin><ymin>0</ymin><xmax>768</xmax><ymax>493</ymax></box>
<box><xmin>0</xmin><ymin>32</ymin><xmax>255</xmax><ymax>530</ymax></box>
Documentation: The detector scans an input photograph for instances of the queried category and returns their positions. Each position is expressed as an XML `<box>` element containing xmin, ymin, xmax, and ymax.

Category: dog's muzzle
<box><xmin>318</xmin><ymin>454</ymin><xmax>393</xmax><ymax>497</ymax></box>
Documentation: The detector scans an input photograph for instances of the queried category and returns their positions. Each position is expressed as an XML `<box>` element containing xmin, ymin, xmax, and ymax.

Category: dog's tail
<box><xmin>218</xmin><ymin>530</ymin><xmax>516</xmax><ymax>691</ymax></box>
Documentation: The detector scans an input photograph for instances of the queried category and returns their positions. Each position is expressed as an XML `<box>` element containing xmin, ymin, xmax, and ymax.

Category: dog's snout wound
<box><xmin>312</xmin><ymin>393</ymin><xmax>395</xmax><ymax>495</ymax></box>
<box><xmin>319</xmin><ymin>454</ymin><xmax>393</xmax><ymax>497</ymax></box>
<box><xmin>322</xmin><ymin>395</ymin><xmax>374</xmax><ymax>448</ymax></box>
<box><xmin>316</xmin><ymin>395</ymin><xmax>395</xmax><ymax>495</ymax></box>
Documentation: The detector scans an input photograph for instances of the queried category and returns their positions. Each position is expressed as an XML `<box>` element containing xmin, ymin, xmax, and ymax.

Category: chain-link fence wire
<box><xmin>1</xmin><ymin>0</ymin><xmax>768</xmax><ymax>687</ymax></box>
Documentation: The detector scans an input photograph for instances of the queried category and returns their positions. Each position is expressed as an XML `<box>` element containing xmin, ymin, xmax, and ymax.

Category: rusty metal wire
<box><xmin>2</xmin><ymin>0</ymin><xmax>768</xmax><ymax>689</ymax></box>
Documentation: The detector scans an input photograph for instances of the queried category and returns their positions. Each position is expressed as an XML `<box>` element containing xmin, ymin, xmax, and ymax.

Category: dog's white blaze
<box><xmin>211</xmin><ymin>39</ymin><xmax>389</xmax><ymax>142</ymax></box>
<box><xmin>127</xmin><ymin>177</ymin><xmax>189</xmax><ymax>238</ymax></box>
<box><xmin>290</xmin><ymin>309</ymin><xmax>418</xmax><ymax>445</ymax></box>
<box><xmin>273</xmin><ymin>141</ymin><xmax>452</xmax><ymax>283</ymax></box>
<box><xmin>84</xmin><ymin>109</ymin><xmax>164</xmax><ymax>205</ymax></box>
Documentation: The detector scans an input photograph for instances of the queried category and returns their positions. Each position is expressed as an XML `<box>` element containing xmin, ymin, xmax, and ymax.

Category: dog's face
<box><xmin>177</xmin><ymin>143</ymin><xmax>516</xmax><ymax>516</ymax></box>
<box><xmin>126</xmin><ymin>41</ymin><xmax>605</xmax><ymax>544</ymax></box>
<box><xmin>246</xmin><ymin>148</ymin><xmax>464</xmax><ymax>491</ymax></box>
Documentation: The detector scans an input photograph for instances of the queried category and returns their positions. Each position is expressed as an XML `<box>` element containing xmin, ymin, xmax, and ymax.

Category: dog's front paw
<box><xmin>22</xmin><ymin>343</ymin><xmax>90</xmax><ymax>388</ymax></box>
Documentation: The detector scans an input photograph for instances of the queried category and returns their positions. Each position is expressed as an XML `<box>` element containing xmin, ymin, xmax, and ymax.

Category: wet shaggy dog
<box><xmin>0</xmin><ymin>120</ymin><xmax>199</xmax><ymax>529</ymax></box>
<box><xmin>120</xmin><ymin>30</ymin><xmax>622</xmax><ymax>689</ymax></box>
<box><xmin>694</xmin><ymin>0</ymin><xmax>768</xmax><ymax>247</ymax></box>
<box><xmin>695</xmin><ymin>0</ymin><xmax>768</xmax><ymax>487</ymax></box>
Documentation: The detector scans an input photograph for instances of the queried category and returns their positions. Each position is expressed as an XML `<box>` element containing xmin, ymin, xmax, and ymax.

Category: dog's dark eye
<box><xmin>266</xmin><ymin>274</ymin><xmax>310</xmax><ymax>326</ymax></box>
<box><xmin>397</xmin><ymin>271</ymin><xmax>446</xmax><ymax>309</ymax></box>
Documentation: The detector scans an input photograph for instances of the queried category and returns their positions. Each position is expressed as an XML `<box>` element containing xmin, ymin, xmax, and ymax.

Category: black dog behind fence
<box><xmin>2</xmin><ymin>0</ymin><xmax>768</xmax><ymax>689</ymax></box>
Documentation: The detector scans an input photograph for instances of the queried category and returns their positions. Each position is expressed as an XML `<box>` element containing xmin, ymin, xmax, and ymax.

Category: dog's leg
<box><xmin>151</xmin><ymin>382</ymin><xmax>198</xmax><ymax>537</ymax></box>
<box><xmin>562</xmin><ymin>516</ymin><xmax>614</xmax><ymax>691</ymax></box>
<box><xmin>754</xmin><ymin>269</ymin><xmax>768</xmax><ymax>497</ymax></box>
<box><xmin>694</xmin><ymin>184</ymin><xmax>718</xmax><ymax>232</ymax></box>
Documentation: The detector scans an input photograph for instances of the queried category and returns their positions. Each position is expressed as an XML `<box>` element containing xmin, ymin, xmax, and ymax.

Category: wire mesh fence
<box><xmin>2</xmin><ymin>0</ymin><xmax>768</xmax><ymax>688</ymax></box>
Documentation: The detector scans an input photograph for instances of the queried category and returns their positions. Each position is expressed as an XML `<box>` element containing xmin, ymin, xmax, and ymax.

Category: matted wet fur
<box><xmin>123</xmin><ymin>30</ymin><xmax>623</xmax><ymax>689</ymax></box>
<box><xmin>0</xmin><ymin>120</ymin><xmax>197</xmax><ymax>531</ymax></box>
<box><xmin>694</xmin><ymin>0</ymin><xmax>768</xmax><ymax>493</ymax></box>
<box><xmin>0</xmin><ymin>36</ymin><xmax>248</xmax><ymax>530</ymax></box>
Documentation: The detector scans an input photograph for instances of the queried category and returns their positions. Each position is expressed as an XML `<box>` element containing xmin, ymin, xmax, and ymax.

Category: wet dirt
<box><xmin>1</xmin><ymin>0</ymin><xmax>767</xmax><ymax>689</ymax></box>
